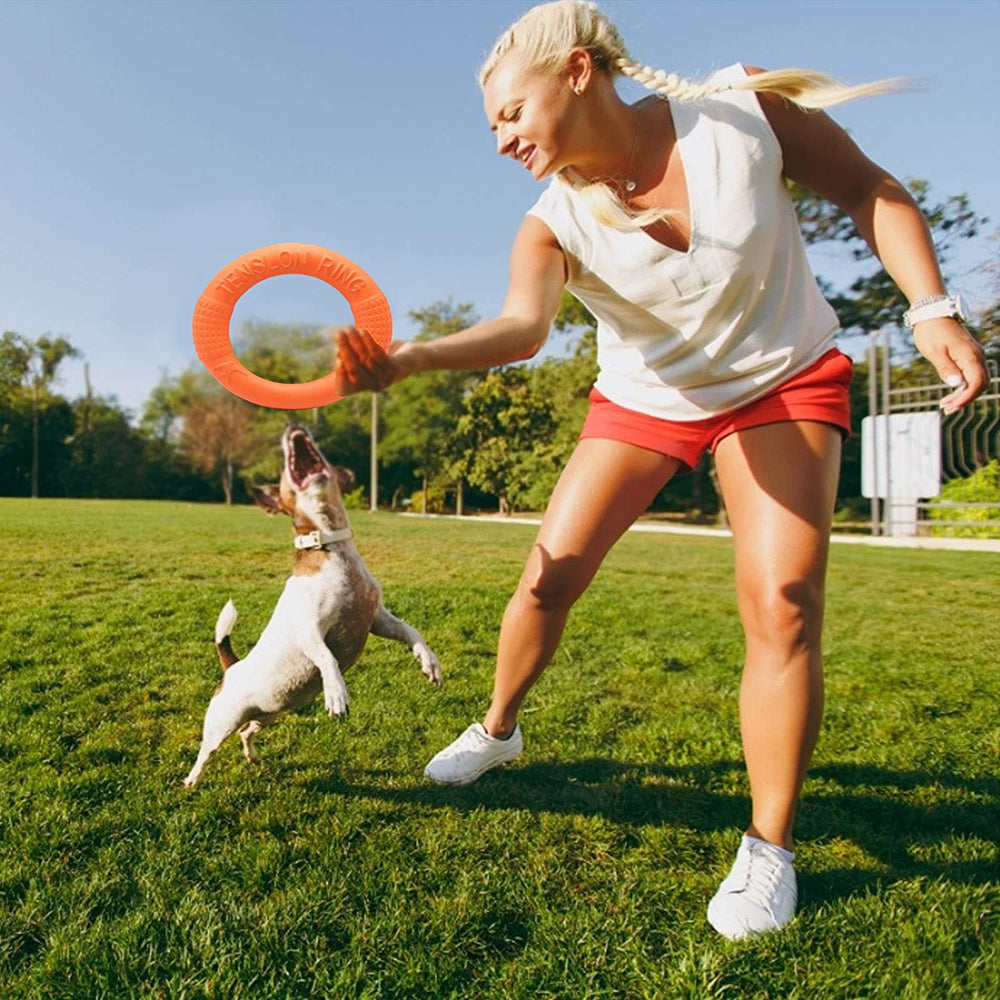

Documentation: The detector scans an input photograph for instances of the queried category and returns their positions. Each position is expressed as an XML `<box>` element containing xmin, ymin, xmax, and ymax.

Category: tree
<box><xmin>501</xmin><ymin>291</ymin><xmax>599</xmax><ymax>510</ymax></box>
<box><xmin>454</xmin><ymin>366</ymin><xmax>556</xmax><ymax>514</ymax></box>
<box><xmin>381</xmin><ymin>300</ymin><xmax>482</xmax><ymax>512</ymax></box>
<box><xmin>141</xmin><ymin>322</ymin><xmax>358</xmax><ymax>504</ymax></box>
<box><xmin>971</xmin><ymin>228</ymin><xmax>1000</xmax><ymax>364</ymax></box>
<box><xmin>181</xmin><ymin>391</ymin><xmax>261</xmax><ymax>505</ymax></box>
<box><xmin>0</xmin><ymin>332</ymin><xmax>81</xmax><ymax>497</ymax></box>
<box><xmin>0</xmin><ymin>331</ymin><xmax>30</xmax><ymax>399</ymax></box>
<box><xmin>64</xmin><ymin>395</ymin><xmax>149</xmax><ymax>498</ymax></box>
<box><xmin>236</xmin><ymin>319</ymin><xmax>336</xmax><ymax>385</ymax></box>
<box><xmin>977</xmin><ymin>299</ymin><xmax>1000</xmax><ymax>364</ymax></box>
<box><xmin>0</xmin><ymin>392</ymin><xmax>74</xmax><ymax>497</ymax></box>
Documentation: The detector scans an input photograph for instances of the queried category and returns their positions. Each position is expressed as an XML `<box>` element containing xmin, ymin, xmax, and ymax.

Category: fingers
<box><xmin>335</xmin><ymin>328</ymin><xmax>366</xmax><ymax>386</ymax></box>
<box><xmin>914</xmin><ymin>320</ymin><xmax>988</xmax><ymax>416</ymax></box>
<box><xmin>332</xmin><ymin>330</ymin><xmax>361</xmax><ymax>396</ymax></box>
<box><xmin>937</xmin><ymin>343</ymin><xmax>988</xmax><ymax>416</ymax></box>
<box><xmin>357</xmin><ymin>330</ymin><xmax>395</xmax><ymax>383</ymax></box>
<box><xmin>332</xmin><ymin>326</ymin><xmax>393</xmax><ymax>395</ymax></box>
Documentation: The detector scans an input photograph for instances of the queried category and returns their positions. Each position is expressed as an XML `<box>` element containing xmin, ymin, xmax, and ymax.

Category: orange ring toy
<box><xmin>192</xmin><ymin>242</ymin><xmax>392</xmax><ymax>409</ymax></box>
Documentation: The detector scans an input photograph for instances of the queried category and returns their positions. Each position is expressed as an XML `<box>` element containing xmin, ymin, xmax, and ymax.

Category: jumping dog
<box><xmin>183</xmin><ymin>423</ymin><xmax>442</xmax><ymax>786</ymax></box>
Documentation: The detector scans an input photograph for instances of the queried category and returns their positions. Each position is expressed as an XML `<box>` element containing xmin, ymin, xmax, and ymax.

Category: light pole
<box><xmin>370</xmin><ymin>391</ymin><xmax>378</xmax><ymax>512</ymax></box>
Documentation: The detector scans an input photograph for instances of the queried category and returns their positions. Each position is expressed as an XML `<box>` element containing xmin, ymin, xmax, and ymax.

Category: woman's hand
<box><xmin>912</xmin><ymin>318</ymin><xmax>988</xmax><ymax>415</ymax></box>
<box><xmin>330</xmin><ymin>326</ymin><xmax>420</xmax><ymax>396</ymax></box>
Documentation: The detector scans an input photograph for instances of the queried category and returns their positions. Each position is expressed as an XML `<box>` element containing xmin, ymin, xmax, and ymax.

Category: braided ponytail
<box><xmin>615</xmin><ymin>62</ymin><xmax>725</xmax><ymax>104</ymax></box>
<box><xmin>617</xmin><ymin>58</ymin><xmax>906</xmax><ymax>110</ymax></box>
<box><xmin>479</xmin><ymin>1</ymin><xmax>907</xmax><ymax>232</ymax></box>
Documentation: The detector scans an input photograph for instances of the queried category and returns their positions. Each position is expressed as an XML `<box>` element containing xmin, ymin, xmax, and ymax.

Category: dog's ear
<box><xmin>332</xmin><ymin>466</ymin><xmax>356</xmax><ymax>494</ymax></box>
<box><xmin>250</xmin><ymin>484</ymin><xmax>285</xmax><ymax>516</ymax></box>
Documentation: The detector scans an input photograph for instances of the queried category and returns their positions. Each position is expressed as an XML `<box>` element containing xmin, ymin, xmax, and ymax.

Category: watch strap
<box><xmin>903</xmin><ymin>295</ymin><xmax>966</xmax><ymax>328</ymax></box>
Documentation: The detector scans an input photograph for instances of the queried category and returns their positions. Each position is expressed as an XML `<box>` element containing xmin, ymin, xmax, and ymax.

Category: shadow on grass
<box><xmin>304</xmin><ymin>758</ymin><xmax>999</xmax><ymax>908</ymax></box>
<box><xmin>795</xmin><ymin>762</ymin><xmax>1000</xmax><ymax>908</ymax></box>
<box><xmin>308</xmin><ymin>756</ymin><xmax>748</xmax><ymax>828</ymax></box>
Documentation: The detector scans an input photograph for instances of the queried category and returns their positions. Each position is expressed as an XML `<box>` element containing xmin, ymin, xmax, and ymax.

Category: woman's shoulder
<box><xmin>696</xmin><ymin>62</ymin><xmax>769</xmax><ymax>122</ymax></box>
<box><xmin>690</xmin><ymin>63</ymin><xmax>780</xmax><ymax>154</ymax></box>
<box><xmin>530</xmin><ymin>175</ymin><xmax>590</xmax><ymax>220</ymax></box>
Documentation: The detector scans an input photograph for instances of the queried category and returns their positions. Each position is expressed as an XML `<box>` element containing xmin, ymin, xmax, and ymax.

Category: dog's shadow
<box><xmin>303</xmin><ymin>758</ymin><xmax>999</xmax><ymax>909</ymax></box>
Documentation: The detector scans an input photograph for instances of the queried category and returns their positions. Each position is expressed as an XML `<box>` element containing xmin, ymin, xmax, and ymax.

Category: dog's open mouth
<box><xmin>286</xmin><ymin>429</ymin><xmax>330</xmax><ymax>489</ymax></box>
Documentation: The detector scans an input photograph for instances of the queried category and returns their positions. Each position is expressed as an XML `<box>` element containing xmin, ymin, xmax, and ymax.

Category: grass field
<box><xmin>0</xmin><ymin>497</ymin><xmax>997</xmax><ymax>999</ymax></box>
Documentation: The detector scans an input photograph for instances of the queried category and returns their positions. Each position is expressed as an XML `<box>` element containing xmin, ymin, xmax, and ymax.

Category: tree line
<box><xmin>2</xmin><ymin>178</ymin><xmax>997</xmax><ymax>518</ymax></box>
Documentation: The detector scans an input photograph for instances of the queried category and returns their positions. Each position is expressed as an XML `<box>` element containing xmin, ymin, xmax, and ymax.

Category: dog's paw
<box><xmin>324</xmin><ymin>685</ymin><xmax>350</xmax><ymax>719</ymax></box>
<box><xmin>414</xmin><ymin>643</ymin><xmax>443</xmax><ymax>688</ymax></box>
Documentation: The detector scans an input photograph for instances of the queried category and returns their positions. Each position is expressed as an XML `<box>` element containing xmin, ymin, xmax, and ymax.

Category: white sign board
<box><xmin>861</xmin><ymin>411</ymin><xmax>941</xmax><ymax>499</ymax></box>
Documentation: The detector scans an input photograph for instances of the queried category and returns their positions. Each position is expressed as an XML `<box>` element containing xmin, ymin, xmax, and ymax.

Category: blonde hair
<box><xmin>479</xmin><ymin>0</ymin><xmax>907</xmax><ymax>231</ymax></box>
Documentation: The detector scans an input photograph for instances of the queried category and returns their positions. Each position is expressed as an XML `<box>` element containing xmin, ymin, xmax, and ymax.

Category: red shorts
<box><xmin>579</xmin><ymin>347</ymin><xmax>853</xmax><ymax>470</ymax></box>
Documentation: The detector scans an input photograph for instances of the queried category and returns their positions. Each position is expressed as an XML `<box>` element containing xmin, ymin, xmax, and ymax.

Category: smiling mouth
<box><xmin>519</xmin><ymin>146</ymin><xmax>536</xmax><ymax>168</ymax></box>
<box><xmin>286</xmin><ymin>428</ymin><xmax>330</xmax><ymax>489</ymax></box>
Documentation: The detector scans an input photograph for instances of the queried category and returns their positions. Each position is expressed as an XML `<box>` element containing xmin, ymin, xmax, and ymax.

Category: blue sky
<box><xmin>2</xmin><ymin>0</ymin><xmax>998</xmax><ymax>419</ymax></box>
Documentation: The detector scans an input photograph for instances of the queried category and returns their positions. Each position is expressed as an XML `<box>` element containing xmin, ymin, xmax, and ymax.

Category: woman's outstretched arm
<box><xmin>332</xmin><ymin>215</ymin><xmax>566</xmax><ymax>395</ymax></box>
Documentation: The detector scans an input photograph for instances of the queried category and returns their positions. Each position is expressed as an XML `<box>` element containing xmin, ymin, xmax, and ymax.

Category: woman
<box><xmin>332</xmin><ymin>1</ymin><xmax>986</xmax><ymax>939</ymax></box>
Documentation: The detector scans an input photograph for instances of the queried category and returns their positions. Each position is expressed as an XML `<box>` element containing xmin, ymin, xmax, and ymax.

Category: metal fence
<box><xmin>867</xmin><ymin>330</ymin><xmax>999</xmax><ymax>538</ymax></box>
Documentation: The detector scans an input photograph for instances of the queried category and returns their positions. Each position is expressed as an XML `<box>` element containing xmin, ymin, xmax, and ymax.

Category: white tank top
<box><xmin>525</xmin><ymin>63</ymin><xmax>840</xmax><ymax>421</ymax></box>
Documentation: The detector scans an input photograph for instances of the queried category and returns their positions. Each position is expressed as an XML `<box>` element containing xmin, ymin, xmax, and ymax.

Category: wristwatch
<box><xmin>903</xmin><ymin>293</ymin><xmax>968</xmax><ymax>328</ymax></box>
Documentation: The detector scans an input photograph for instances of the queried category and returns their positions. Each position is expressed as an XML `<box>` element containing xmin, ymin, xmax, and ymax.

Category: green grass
<box><xmin>0</xmin><ymin>497</ymin><xmax>998</xmax><ymax>999</ymax></box>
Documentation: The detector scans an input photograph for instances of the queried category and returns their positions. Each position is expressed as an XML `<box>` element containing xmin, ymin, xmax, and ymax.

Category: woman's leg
<box><xmin>482</xmin><ymin>438</ymin><xmax>681</xmax><ymax>737</ymax></box>
<box><xmin>713</xmin><ymin>420</ymin><xmax>842</xmax><ymax>850</ymax></box>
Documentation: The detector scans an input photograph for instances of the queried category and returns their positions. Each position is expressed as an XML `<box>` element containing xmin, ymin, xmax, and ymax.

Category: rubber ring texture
<box><xmin>192</xmin><ymin>242</ymin><xmax>392</xmax><ymax>409</ymax></box>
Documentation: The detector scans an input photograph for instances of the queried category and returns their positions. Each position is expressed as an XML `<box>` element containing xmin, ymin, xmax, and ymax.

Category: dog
<box><xmin>183</xmin><ymin>423</ymin><xmax>443</xmax><ymax>787</ymax></box>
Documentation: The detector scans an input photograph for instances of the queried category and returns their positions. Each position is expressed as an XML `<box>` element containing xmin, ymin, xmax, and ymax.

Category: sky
<box><xmin>2</xmin><ymin>0</ymin><xmax>998</xmax><ymax>420</ymax></box>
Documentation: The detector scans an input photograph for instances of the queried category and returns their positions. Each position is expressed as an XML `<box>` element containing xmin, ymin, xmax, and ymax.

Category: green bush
<box><xmin>342</xmin><ymin>485</ymin><xmax>367</xmax><ymax>510</ymax></box>
<box><xmin>833</xmin><ymin>496</ymin><xmax>871</xmax><ymax>523</ymax></box>
<box><xmin>929</xmin><ymin>459</ymin><xmax>1000</xmax><ymax>538</ymax></box>
<box><xmin>409</xmin><ymin>482</ymin><xmax>450</xmax><ymax>514</ymax></box>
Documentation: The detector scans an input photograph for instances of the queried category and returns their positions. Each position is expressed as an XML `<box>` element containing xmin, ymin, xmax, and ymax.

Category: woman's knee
<box><xmin>738</xmin><ymin>578</ymin><xmax>825</xmax><ymax>650</ymax></box>
<box><xmin>517</xmin><ymin>544</ymin><xmax>594</xmax><ymax>613</ymax></box>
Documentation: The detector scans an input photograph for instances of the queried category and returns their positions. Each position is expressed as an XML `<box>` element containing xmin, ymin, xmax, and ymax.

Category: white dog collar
<box><xmin>294</xmin><ymin>528</ymin><xmax>353</xmax><ymax>551</ymax></box>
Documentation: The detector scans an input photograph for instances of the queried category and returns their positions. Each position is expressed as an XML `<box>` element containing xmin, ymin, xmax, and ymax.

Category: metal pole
<box><xmin>881</xmin><ymin>329</ymin><xmax>892</xmax><ymax>536</ymax></box>
<box><xmin>370</xmin><ymin>391</ymin><xmax>378</xmax><ymax>512</ymax></box>
<box><xmin>868</xmin><ymin>334</ymin><xmax>880</xmax><ymax>536</ymax></box>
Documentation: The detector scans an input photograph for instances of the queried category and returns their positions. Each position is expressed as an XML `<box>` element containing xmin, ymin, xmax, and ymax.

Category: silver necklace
<box><xmin>623</xmin><ymin>109</ymin><xmax>640</xmax><ymax>194</ymax></box>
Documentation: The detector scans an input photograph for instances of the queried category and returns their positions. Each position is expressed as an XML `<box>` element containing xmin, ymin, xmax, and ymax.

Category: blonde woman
<box><xmin>332</xmin><ymin>1</ymin><xmax>987</xmax><ymax>939</ymax></box>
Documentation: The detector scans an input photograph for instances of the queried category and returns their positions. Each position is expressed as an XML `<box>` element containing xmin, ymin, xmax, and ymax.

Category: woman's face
<box><xmin>483</xmin><ymin>52</ymin><xmax>577</xmax><ymax>181</ymax></box>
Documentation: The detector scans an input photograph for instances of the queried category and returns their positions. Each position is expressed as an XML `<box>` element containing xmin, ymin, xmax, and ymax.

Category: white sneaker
<box><xmin>707</xmin><ymin>835</ymin><xmax>798</xmax><ymax>940</ymax></box>
<box><xmin>423</xmin><ymin>722</ymin><xmax>523</xmax><ymax>786</ymax></box>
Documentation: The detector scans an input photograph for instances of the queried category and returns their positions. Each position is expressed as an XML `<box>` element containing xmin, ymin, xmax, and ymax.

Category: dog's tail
<box><xmin>215</xmin><ymin>599</ymin><xmax>239</xmax><ymax>671</ymax></box>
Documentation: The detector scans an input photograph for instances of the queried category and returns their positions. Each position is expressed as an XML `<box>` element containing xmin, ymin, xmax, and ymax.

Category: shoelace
<box><xmin>440</xmin><ymin>725</ymin><xmax>488</xmax><ymax>760</ymax></box>
<box><xmin>731</xmin><ymin>844</ymin><xmax>787</xmax><ymax>920</ymax></box>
